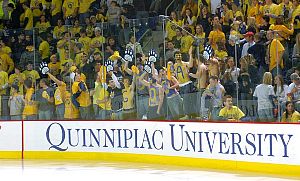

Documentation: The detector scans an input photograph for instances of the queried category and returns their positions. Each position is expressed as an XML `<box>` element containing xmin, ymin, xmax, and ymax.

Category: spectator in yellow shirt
<box><xmin>53</xmin><ymin>19</ymin><xmax>66</xmax><ymax>40</ymax></box>
<box><xmin>23</xmin><ymin>79</ymin><xmax>38</xmax><ymax>120</ymax></box>
<box><xmin>72</xmin><ymin>72</ymin><xmax>91</xmax><ymax>119</ymax></box>
<box><xmin>39</xmin><ymin>32</ymin><xmax>50</xmax><ymax>62</ymax></box>
<box><xmin>208</xmin><ymin>24</ymin><xmax>226</xmax><ymax>51</ymax></box>
<box><xmin>30</xmin><ymin>0</ymin><xmax>42</xmax><ymax>24</ymax></box>
<box><xmin>50</xmin><ymin>0</ymin><xmax>62</xmax><ymax>26</ymax></box>
<box><xmin>78</xmin><ymin>28</ymin><xmax>91</xmax><ymax>54</ymax></box>
<box><xmin>219</xmin><ymin>95</ymin><xmax>245</xmax><ymax>121</ymax></box>
<box><xmin>0</xmin><ymin>52</ymin><xmax>14</xmax><ymax>74</ymax></box>
<box><xmin>35</xmin><ymin>15</ymin><xmax>51</xmax><ymax>34</ymax></box>
<box><xmin>180</xmin><ymin>27</ymin><xmax>194</xmax><ymax>61</ymax></box>
<box><xmin>8</xmin><ymin>65</ymin><xmax>26</xmax><ymax>95</ymax></box>
<box><xmin>181</xmin><ymin>0</ymin><xmax>198</xmax><ymax>18</ymax></box>
<box><xmin>48</xmin><ymin>54</ymin><xmax>61</xmax><ymax>76</ymax></box>
<box><xmin>22</xmin><ymin>2</ymin><xmax>33</xmax><ymax>30</ymax></box>
<box><xmin>62</xmin><ymin>0</ymin><xmax>79</xmax><ymax>25</ymax></box>
<box><xmin>282</xmin><ymin>101</ymin><xmax>300</xmax><ymax>122</ymax></box>
<box><xmin>166</xmin><ymin>11</ymin><xmax>182</xmax><ymax>41</ymax></box>
<box><xmin>23</xmin><ymin>61</ymin><xmax>40</xmax><ymax>84</ymax></box>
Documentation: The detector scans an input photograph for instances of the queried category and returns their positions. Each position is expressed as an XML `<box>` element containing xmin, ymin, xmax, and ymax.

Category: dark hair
<box><xmin>223</xmin><ymin>95</ymin><xmax>232</xmax><ymax>102</ymax></box>
<box><xmin>40</xmin><ymin>78</ymin><xmax>50</xmax><ymax>86</ymax></box>
<box><xmin>210</xmin><ymin>75</ymin><xmax>219</xmax><ymax>81</ymax></box>
<box><xmin>285</xmin><ymin>101</ymin><xmax>295</xmax><ymax>119</ymax></box>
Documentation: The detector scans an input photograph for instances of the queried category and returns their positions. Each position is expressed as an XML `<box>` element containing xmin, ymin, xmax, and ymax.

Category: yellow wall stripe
<box><xmin>19</xmin><ymin>151</ymin><xmax>300</xmax><ymax>178</ymax></box>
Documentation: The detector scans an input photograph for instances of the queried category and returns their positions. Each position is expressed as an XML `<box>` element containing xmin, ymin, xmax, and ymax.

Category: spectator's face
<box><xmin>19</xmin><ymin>34</ymin><xmax>25</xmax><ymax>40</ymax></box>
<box><xmin>175</xmin><ymin>29</ymin><xmax>181</xmax><ymax>36</ymax></box>
<box><xmin>85</xmin><ymin>18</ymin><xmax>90</xmax><ymax>24</ymax></box>
<box><xmin>196</xmin><ymin>26</ymin><xmax>202</xmax><ymax>34</ymax></box>
<box><xmin>175</xmin><ymin>53</ymin><xmax>182</xmax><ymax>62</ymax></box>
<box><xmin>25</xmin><ymin>35</ymin><xmax>31</xmax><ymax>41</ymax></box>
<box><xmin>82</xmin><ymin>54</ymin><xmax>88</xmax><ymax>62</ymax></box>
<box><xmin>95</xmin><ymin>30</ymin><xmax>101</xmax><ymax>36</ymax></box>
<box><xmin>51</xmin><ymin>55</ymin><xmax>57</xmax><ymax>63</ymax></box>
<box><xmin>109</xmin><ymin>38</ymin><xmax>115</xmax><ymax>45</ymax></box>
<box><xmin>185</xmin><ymin>9</ymin><xmax>191</xmax><ymax>16</ymax></box>
<box><xmin>287</xmin><ymin>103</ymin><xmax>295</xmax><ymax>113</ymax></box>
<box><xmin>74</xmin><ymin>20</ymin><xmax>79</xmax><ymax>26</ymax></box>
<box><xmin>130</xmin><ymin>36</ymin><xmax>136</xmax><ymax>43</ymax></box>
<box><xmin>94</xmin><ymin>54</ymin><xmax>102</xmax><ymax>61</ymax></box>
<box><xmin>39</xmin><ymin>80</ymin><xmax>45</xmax><ymax>88</ymax></box>
<box><xmin>109</xmin><ymin>80</ymin><xmax>116</xmax><ymax>88</ymax></box>
<box><xmin>40</xmin><ymin>15</ymin><xmax>46</xmax><ymax>22</ymax></box>
<box><xmin>167</xmin><ymin>42</ymin><xmax>174</xmax><ymax>49</ymax></box>
<box><xmin>123</xmin><ymin>78</ymin><xmax>130</xmax><ymax>87</ymax></box>
<box><xmin>274</xmin><ymin>76</ymin><xmax>280</xmax><ymax>85</ymax></box>
<box><xmin>15</xmin><ymin>68</ymin><xmax>20</xmax><ymax>74</ymax></box>
<box><xmin>64</xmin><ymin>33</ymin><xmax>70</xmax><ymax>40</ymax></box>
<box><xmin>293</xmin><ymin>0</ymin><xmax>299</xmax><ymax>6</ymax></box>
<box><xmin>202</xmin><ymin>7</ymin><xmax>207</xmax><ymax>15</ymax></box>
<box><xmin>58</xmin><ymin>20</ymin><xmax>62</xmax><ymax>26</ymax></box>
<box><xmin>27</xmin><ymin>64</ymin><xmax>33</xmax><ymax>70</ymax></box>
<box><xmin>209</xmin><ymin>78</ymin><xmax>217</xmax><ymax>86</ymax></box>
<box><xmin>170</xmin><ymin>12</ymin><xmax>176</xmax><ymax>19</ymax></box>
<box><xmin>213</xmin><ymin>17</ymin><xmax>219</xmax><ymax>25</ymax></box>
<box><xmin>227</xmin><ymin>58</ymin><xmax>234</xmax><ymax>68</ymax></box>
<box><xmin>225</xmin><ymin>98</ymin><xmax>233</xmax><ymax>108</ymax></box>
<box><xmin>159</xmin><ymin>69</ymin><xmax>166</xmax><ymax>76</ymax></box>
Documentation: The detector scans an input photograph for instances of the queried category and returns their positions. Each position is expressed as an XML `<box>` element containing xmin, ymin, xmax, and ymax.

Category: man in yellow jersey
<box><xmin>219</xmin><ymin>95</ymin><xmax>245</xmax><ymax>121</ymax></box>
<box><xmin>50</xmin><ymin>0</ymin><xmax>62</xmax><ymax>26</ymax></box>
<box><xmin>39</xmin><ymin>32</ymin><xmax>50</xmax><ymax>62</ymax></box>
<box><xmin>72</xmin><ymin>72</ymin><xmax>91</xmax><ymax>120</ymax></box>
<box><xmin>267</xmin><ymin>30</ymin><xmax>285</xmax><ymax>77</ymax></box>
<box><xmin>8</xmin><ymin>65</ymin><xmax>26</xmax><ymax>95</ymax></box>
<box><xmin>23</xmin><ymin>79</ymin><xmax>38</xmax><ymax>120</ymax></box>
<box><xmin>62</xmin><ymin>0</ymin><xmax>79</xmax><ymax>25</ymax></box>
<box><xmin>22</xmin><ymin>2</ymin><xmax>33</xmax><ymax>30</ymax></box>
<box><xmin>0</xmin><ymin>63</ymin><xmax>9</xmax><ymax>120</ymax></box>
<box><xmin>23</xmin><ymin>61</ymin><xmax>41</xmax><ymax>84</ymax></box>
<box><xmin>174</xmin><ymin>51</ymin><xmax>194</xmax><ymax>119</ymax></box>
<box><xmin>180</xmin><ymin>27</ymin><xmax>194</xmax><ymax>61</ymax></box>
<box><xmin>78</xmin><ymin>29</ymin><xmax>91</xmax><ymax>54</ymax></box>
<box><xmin>30</xmin><ymin>0</ymin><xmax>42</xmax><ymax>24</ymax></box>
<box><xmin>0</xmin><ymin>51</ymin><xmax>14</xmax><ymax>74</ymax></box>
<box><xmin>91</xmin><ymin>72</ymin><xmax>111</xmax><ymax>120</ymax></box>
<box><xmin>261</xmin><ymin>0</ymin><xmax>279</xmax><ymax>25</ymax></box>
<box><xmin>57</xmin><ymin>32</ymin><xmax>74</xmax><ymax>62</ymax></box>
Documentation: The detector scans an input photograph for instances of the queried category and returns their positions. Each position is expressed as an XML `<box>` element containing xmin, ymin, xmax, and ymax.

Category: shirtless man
<box><xmin>208</xmin><ymin>57</ymin><xmax>220</xmax><ymax>77</ymax></box>
<box><xmin>189</xmin><ymin>47</ymin><xmax>208</xmax><ymax>118</ymax></box>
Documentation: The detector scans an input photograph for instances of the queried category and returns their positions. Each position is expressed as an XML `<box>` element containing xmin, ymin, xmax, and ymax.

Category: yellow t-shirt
<box><xmin>72</xmin><ymin>81</ymin><xmax>91</xmax><ymax>107</ymax></box>
<box><xmin>122</xmin><ymin>85</ymin><xmax>134</xmax><ymax>110</ymax></box>
<box><xmin>75</xmin><ymin>52</ymin><xmax>84</xmax><ymax>66</ymax></box>
<box><xmin>48</xmin><ymin>62</ymin><xmax>61</xmax><ymax>76</ymax></box>
<box><xmin>93</xmin><ymin>82</ymin><xmax>111</xmax><ymax>110</ymax></box>
<box><xmin>8</xmin><ymin>73</ymin><xmax>26</xmax><ymax>95</ymax></box>
<box><xmin>79</xmin><ymin>0</ymin><xmax>95</xmax><ymax>14</ymax></box>
<box><xmin>1</xmin><ymin>46</ymin><xmax>12</xmax><ymax>55</ymax></box>
<box><xmin>180</xmin><ymin>35</ymin><xmax>194</xmax><ymax>53</ymax></box>
<box><xmin>260</xmin><ymin>3</ymin><xmax>279</xmax><ymax>25</ymax></box>
<box><xmin>70</xmin><ymin>26</ymin><xmax>81</xmax><ymax>37</ymax></box>
<box><xmin>60</xmin><ymin>58</ymin><xmax>74</xmax><ymax>70</ymax></box>
<box><xmin>24</xmin><ymin>8</ymin><xmax>33</xmax><ymax>30</ymax></box>
<box><xmin>248</xmin><ymin>4</ymin><xmax>263</xmax><ymax>25</ymax></box>
<box><xmin>51</xmin><ymin>0</ymin><xmax>62</xmax><ymax>16</ymax></box>
<box><xmin>0</xmin><ymin>71</ymin><xmax>8</xmax><ymax>95</ymax></box>
<box><xmin>39</xmin><ymin>41</ymin><xmax>50</xmax><ymax>60</ymax></box>
<box><xmin>174</xmin><ymin>61</ymin><xmax>190</xmax><ymax>84</ymax></box>
<box><xmin>30</xmin><ymin>0</ymin><xmax>42</xmax><ymax>17</ymax></box>
<box><xmin>23</xmin><ymin>88</ymin><xmax>37</xmax><ymax>116</ymax></box>
<box><xmin>269</xmin><ymin>39</ymin><xmax>285</xmax><ymax>71</ymax></box>
<box><xmin>63</xmin><ymin>0</ymin><xmax>79</xmax><ymax>17</ymax></box>
<box><xmin>208</xmin><ymin>30</ymin><xmax>226</xmax><ymax>50</ymax></box>
<box><xmin>53</xmin><ymin>25</ymin><xmax>67</xmax><ymax>39</ymax></box>
<box><xmin>78</xmin><ymin>36</ymin><xmax>91</xmax><ymax>54</ymax></box>
<box><xmin>166</xmin><ymin>20</ymin><xmax>182</xmax><ymax>41</ymax></box>
<box><xmin>91</xmin><ymin>36</ymin><xmax>106</xmax><ymax>48</ymax></box>
<box><xmin>292</xmin><ymin>5</ymin><xmax>300</xmax><ymax>29</ymax></box>
<box><xmin>54</xmin><ymin>82</ymin><xmax>66</xmax><ymax>106</ymax></box>
<box><xmin>35</xmin><ymin>21</ymin><xmax>51</xmax><ymax>33</ymax></box>
<box><xmin>23</xmin><ymin>70</ymin><xmax>40</xmax><ymax>83</ymax></box>
<box><xmin>57</xmin><ymin>39</ymin><xmax>74</xmax><ymax>61</ymax></box>
<box><xmin>64</xmin><ymin>91</ymin><xmax>80</xmax><ymax>119</ymax></box>
<box><xmin>215</xmin><ymin>50</ymin><xmax>228</xmax><ymax>60</ymax></box>
<box><xmin>0</xmin><ymin>53</ymin><xmax>14</xmax><ymax>73</ymax></box>
<box><xmin>269</xmin><ymin>24</ymin><xmax>294</xmax><ymax>41</ymax></box>
<box><xmin>282</xmin><ymin>111</ymin><xmax>300</xmax><ymax>123</ymax></box>
<box><xmin>219</xmin><ymin>106</ymin><xmax>245</xmax><ymax>120</ymax></box>
<box><xmin>223</xmin><ymin>10</ymin><xmax>234</xmax><ymax>26</ymax></box>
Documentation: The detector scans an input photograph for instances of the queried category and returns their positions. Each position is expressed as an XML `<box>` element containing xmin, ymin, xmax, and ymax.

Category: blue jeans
<box><xmin>39</xmin><ymin>110</ymin><xmax>53</xmax><ymax>120</ymax></box>
<box><xmin>258</xmin><ymin>108</ymin><xmax>274</xmax><ymax>122</ymax></box>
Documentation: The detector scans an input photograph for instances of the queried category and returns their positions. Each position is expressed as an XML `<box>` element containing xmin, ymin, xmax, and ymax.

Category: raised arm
<box><xmin>138</xmin><ymin>71</ymin><xmax>150</xmax><ymax>87</ymax></box>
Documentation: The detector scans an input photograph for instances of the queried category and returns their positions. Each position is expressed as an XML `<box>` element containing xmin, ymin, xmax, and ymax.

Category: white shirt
<box><xmin>253</xmin><ymin>84</ymin><xmax>275</xmax><ymax>110</ymax></box>
<box><xmin>288</xmin><ymin>82</ymin><xmax>300</xmax><ymax>100</ymax></box>
<box><xmin>241</xmin><ymin>41</ymin><xmax>255</xmax><ymax>58</ymax></box>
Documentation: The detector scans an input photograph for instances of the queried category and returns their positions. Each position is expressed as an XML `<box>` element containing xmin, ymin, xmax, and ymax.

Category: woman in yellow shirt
<box><xmin>282</xmin><ymin>101</ymin><xmax>300</xmax><ymax>122</ymax></box>
<box><xmin>182</xmin><ymin>8</ymin><xmax>197</xmax><ymax>34</ymax></box>
<box><xmin>23</xmin><ymin>79</ymin><xmax>37</xmax><ymax>120</ymax></box>
<box><xmin>35</xmin><ymin>15</ymin><xmax>51</xmax><ymax>34</ymax></box>
<box><xmin>195</xmin><ymin>24</ymin><xmax>205</xmax><ymax>53</ymax></box>
<box><xmin>166</xmin><ymin>11</ymin><xmax>182</xmax><ymax>41</ymax></box>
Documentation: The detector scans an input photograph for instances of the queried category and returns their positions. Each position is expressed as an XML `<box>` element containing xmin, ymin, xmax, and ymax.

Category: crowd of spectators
<box><xmin>0</xmin><ymin>0</ymin><xmax>299</xmax><ymax>122</ymax></box>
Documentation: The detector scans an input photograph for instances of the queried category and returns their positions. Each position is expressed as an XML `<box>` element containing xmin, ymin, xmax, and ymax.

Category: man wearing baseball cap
<box><xmin>241</xmin><ymin>31</ymin><xmax>255</xmax><ymax>57</ymax></box>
